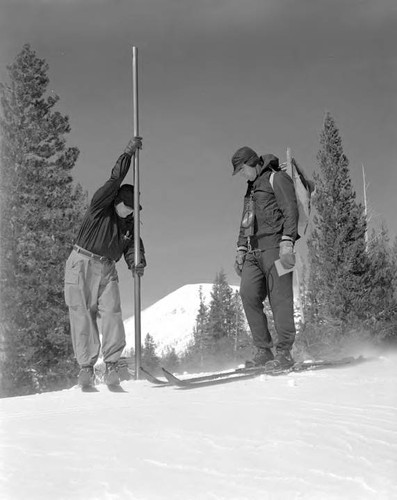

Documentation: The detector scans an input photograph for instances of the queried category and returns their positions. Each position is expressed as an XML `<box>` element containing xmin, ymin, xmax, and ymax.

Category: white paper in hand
<box><xmin>275</xmin><ymin>259</ymin><xmax>295</xmax><ymax>276</ymax></box>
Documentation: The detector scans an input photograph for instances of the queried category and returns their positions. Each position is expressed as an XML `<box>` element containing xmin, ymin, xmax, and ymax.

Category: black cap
<box><xmin>115</xmin><ymin>184</ymin><xmax>142</xmax><ymax>210</ymax></box>
<box><xmin>231</xmin><ymin>146</ymin><xmax>259</xmax><ymax>175</ymax></box>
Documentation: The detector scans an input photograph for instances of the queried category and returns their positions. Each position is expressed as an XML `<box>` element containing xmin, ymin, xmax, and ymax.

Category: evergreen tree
<box><xmin>0</xmin><ymin>45</ymin><xmax>88</xmax><ymax>396</ymax></box>
<box><xmin>207</xmin><ymin>270</ymin><xmax>234</xmax><ymax>341</ymax></box>
<box><xmin>161</xmin><ymin>347</ymin><xmax>179</xmax><ymax>372</ymax></box>
<box><xmin>363</xmin><ymin>225</ymin><xmax>397</xmax><ymax>338</ymax></box>
<box><xmin>306</xmin><ymin>113</ymin><xmax>368</xmax><ymax>331</ymax></box>
<box><xmin>231</xmin><ymin>290</ymin><xmax>250</xmax><ymax>352</ymax></box>
<box><xmin>192</xmin><ymin>285</ymin><xmax>209</xmax><ymax>366</ymax></box>
<box><xmin>392</xmin><ymin>236</ymin><xmax>397</xmax><ymax>301</ymax></box>
<box><xmin>141</xmin><ymin>333</ymin><xmax>160</xmax><ymax>374</ymax></box>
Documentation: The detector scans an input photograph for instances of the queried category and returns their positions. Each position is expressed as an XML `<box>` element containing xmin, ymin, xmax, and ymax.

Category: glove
<box><xmin>234</xmin><ymin>246</ymin><xmax>248</xmax><ymax>277</ymax></box>
<box><xmin>132</xmin><ymin>262</ymin><xmax>145</xmax><ymax>277</ymax></box>
<box><xmin>279</xmin><ymin>240</ymin><xmax>296</xmax><ymax>270</ymax></box>
<box><xmin>124</xmin><ymin>136</ymin><xmax>142</xmax><ymax>156</ymax></box>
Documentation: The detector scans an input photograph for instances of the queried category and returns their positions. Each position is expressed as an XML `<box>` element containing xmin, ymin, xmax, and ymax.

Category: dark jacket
<box><xmin>74</xmin><ymin>153</ymin><xmax>145</xmax><ymax>268</ymax></box>
<box><xmin>237</xmin><ymin>154</ymin><xmax>299</xmax><ymax>249</ymax></box>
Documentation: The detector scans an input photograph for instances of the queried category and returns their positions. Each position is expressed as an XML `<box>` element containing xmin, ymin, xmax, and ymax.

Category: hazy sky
<box><xmin>1</xmin><ymin>0</ymin><xmax>396</xmax><ymax>316</ymax></box>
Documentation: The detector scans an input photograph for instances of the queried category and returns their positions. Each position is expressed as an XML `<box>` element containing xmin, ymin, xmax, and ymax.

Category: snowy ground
<box><xmin>1</xmin><ymin>354</ymin><xmax>396</xmax><ymax>500</ymax></box>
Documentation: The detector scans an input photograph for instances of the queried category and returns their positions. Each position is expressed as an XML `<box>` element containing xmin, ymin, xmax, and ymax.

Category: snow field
<box><xmin>0</xmin><ymin>355</ymin><xmax>396</xmax><ymax>500</ymax></box>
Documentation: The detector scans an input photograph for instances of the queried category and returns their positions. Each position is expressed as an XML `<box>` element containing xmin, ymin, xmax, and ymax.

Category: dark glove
<box><xmin>234</xmin><ymin>246</ymin><xmax>248</xmax><ymax>277</ymax></box>
<box><xmin>124</xmin><ymin>136</ymin><xmax>142</xmax><ymax>156</ymax></box>
<box><xmin>132</xmin><ymin>262</ymin><xmax>145</xmax><ymax>277</ymax></box>
<box><xmin>279</xmin><ymin>240</ymin><xmax>296</xmax><ymax>270</ymax></box>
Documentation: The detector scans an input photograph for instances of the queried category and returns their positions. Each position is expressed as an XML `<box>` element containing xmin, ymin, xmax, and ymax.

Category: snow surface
<box><xmin>124</xmin><ymin>284</ymin><xmax>239</xmax><ymax>356</ymax></box>
<box><xmin>1</xmin><ymin>353</ymin><xmax>396</xmax><ymax>500</ymax></box>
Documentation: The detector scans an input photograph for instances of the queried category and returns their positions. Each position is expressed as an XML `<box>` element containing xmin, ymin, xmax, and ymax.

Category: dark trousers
<box><xmin>240</xmin><ymin>247</ymin><xmax>295</xmax><ymax>352</ymax></box>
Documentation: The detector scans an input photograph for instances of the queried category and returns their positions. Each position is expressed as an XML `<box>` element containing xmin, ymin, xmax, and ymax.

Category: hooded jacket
<box><xmin>237</xmin><ymin>154</ymin><xmax>299</xmax><ymax>250</ymax></box>
<box><xmin>74</xmin><ymin>153</ymin><xmax>145</xmax><ymax>268</ymax></box>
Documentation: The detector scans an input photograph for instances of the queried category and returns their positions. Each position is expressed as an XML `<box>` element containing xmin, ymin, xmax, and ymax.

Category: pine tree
<box><xmin>306</xmin><ymin>113</ymin><xmax>368</xmax><ymax>331</ymax></box>
<box><xmin>192</xmin><ymin>285</ymin><xmax>209</xmax><ymax>366</ymax></box>
<box><xmin>391</xmin><ymin>237</ymin><xmax>397</xmax><ymax>339</ymax></box>
<box><xmin>141</xmin><ymin>333</ymin><xmax>160</xmax><ymax>374</ymax></box>
<box><xmin>363</xmin><ymin>225</ymin><xmax>397</xmax><ymax>338</ymax></box>
<box><xmin>207</xmin><ymin>270</ymin><xmax>235</xmax><ymax>341</ymax></box>
<box><xmin>161</xmin><ymin>347</ymin><xmax>179</xmax><ymax>372</ymax></box>
<box><xmin>392</xmin><ymin>237</ymin><xmax>397</xmax><ymax>301</ymax></box>
<box><xmin>0</xmin><ymin>45</ymin><xmax>88</xmax><ymax>396</ymax></box>
<box><xmin>231</xmin><ymin>290</ymin><xmax>250</xmax><ymax>353</ymax></box>
<box><xmin>185</xmin><ymin>275</ymin><xmax>251</xmax><ymax>370</ymax></box>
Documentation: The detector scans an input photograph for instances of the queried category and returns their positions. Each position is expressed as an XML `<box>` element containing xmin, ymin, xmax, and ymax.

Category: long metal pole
<box><xmin>132</xmin><ymin>46</ymin><xmax>142</xmax><ymax>380</ymax></box>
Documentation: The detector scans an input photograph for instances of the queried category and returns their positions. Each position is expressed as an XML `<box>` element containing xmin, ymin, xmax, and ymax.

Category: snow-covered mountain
<box><xmin>124</xmin><ymin>283</ymin><xmax>239</xmax><ymax>356</ymax></box>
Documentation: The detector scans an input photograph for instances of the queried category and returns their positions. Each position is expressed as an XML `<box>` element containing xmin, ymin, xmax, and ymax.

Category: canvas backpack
<box><xmin>269</xmin><ymin>152</ymin><xmax>315</xmax><ymax>239</ymax></box>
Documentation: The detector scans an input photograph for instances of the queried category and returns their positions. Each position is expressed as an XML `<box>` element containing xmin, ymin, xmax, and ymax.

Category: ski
<box><xmin>140</xmin><ymin>366</ymin><xmax>170</xmax><ymax>386</ymax></box>
<box><xmin>139</xmin><ymin>365</ymin><xmax>260</xmax><ymax>386</ymax></box>
<box><xmin>140</xmin><ymin>364</ymin><xmax>261</xmax><ymax>387</ymax></box>
<box><xmin>161</xmin><ymin>364</ymin><xmax>270</xmax><ymax>387</ymax></box>
<box><xmin>162</xmin><ymin>366</ymin><xmax>269</xmax><ymax>387</ymax></box>
<box><xmin>161</xmin><ymin>356</ymin><xmax>364</xmax><ymax>389</ymax></box>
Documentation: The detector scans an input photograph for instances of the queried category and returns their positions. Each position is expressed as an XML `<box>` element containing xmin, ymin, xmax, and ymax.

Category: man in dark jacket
<box><xmin>231</xmin><ymin>146</ymin><xmax>298</xmax><ymax>369</ymax></box>
<box><xmin>64</xmin><ymin>137</ymin><xmax>146</xmax><ymax>388</ymax></box>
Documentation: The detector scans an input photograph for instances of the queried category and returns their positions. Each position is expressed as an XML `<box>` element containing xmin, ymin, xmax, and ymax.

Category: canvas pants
<box><xmin>64</xmin><ymin>249</ymin><xmax>126</xmax><ymax>367</ymax></box>
<box><xmin>240</xmin><ymin>247</ymin><xmax>296</xmax><ymax>352</ymax></box>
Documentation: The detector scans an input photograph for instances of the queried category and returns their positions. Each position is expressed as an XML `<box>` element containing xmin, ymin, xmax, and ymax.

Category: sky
<box><xmin>0</xmin><ymin>0</ymin><xmax>396</xmax><ymax>315</ymax></box>
<box><xmin>1</xmin><ymin>352</ymin><xmax>396</xmax><ymax>499</ymax></box>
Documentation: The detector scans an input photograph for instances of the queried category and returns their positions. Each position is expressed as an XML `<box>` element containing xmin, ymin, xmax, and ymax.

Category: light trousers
<box><xmin>64</xmin><ymin>249</ymin><xmax>126</xmax><ymax>367</ymax></box>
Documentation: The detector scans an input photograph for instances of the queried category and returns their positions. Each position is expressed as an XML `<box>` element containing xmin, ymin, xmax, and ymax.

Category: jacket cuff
<box><xmin>237</xmin><ymin>245</ymin><xmax>248</xmax><ymax>253</ymax></box>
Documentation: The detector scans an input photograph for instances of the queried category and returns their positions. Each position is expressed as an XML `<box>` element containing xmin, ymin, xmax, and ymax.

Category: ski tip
<box><xmin>161</xmin><ymin>367</ymin><xmax>178</xmax><ymax>380</ymax></box>
<box><xmin>140</xmin><ymin>366</ymin><xmax>169</xmax><ymax>385</ymax></box>
<box><xmin>161</xmin><ymin>368</ymin><xmax>187</xmax><ymax>386</ymax></box>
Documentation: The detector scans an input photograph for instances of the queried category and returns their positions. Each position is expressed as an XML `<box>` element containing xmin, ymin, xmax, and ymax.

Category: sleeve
<box><xmin>124</xmin><ymin>238</ymin><xmax>146</xmax><ymax>269</ymax></box>
<box><xmin>90</xmin><ymin>153</ymin><xmax>132</xmax><ymax>211</ymax></box>
<box><xmin>236</xmin><ymin>184</ymin><xmax>252</xmax><ymax>248</ymax></box>
<box><xmin>272</xmin><ymin>172</ymin><xmax>299</xmax><ymax>242</ymax></box>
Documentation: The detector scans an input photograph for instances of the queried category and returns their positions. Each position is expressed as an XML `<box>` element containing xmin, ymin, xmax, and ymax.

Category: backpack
<box><xmin>270</xmin><ymin>150</ymin><xmax>315</xmax><ymax>238</ymax></box>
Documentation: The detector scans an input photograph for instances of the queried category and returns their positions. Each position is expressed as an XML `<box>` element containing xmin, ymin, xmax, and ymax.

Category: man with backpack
<box><xmin>64</xmin><ymin>136</ymin><xmax>146</xmax><ymax>389</ymax></box>
<box><xmin>231</xmin><ymin>146</ymin><xmax>299</xmax><ymax>369</ymax></box>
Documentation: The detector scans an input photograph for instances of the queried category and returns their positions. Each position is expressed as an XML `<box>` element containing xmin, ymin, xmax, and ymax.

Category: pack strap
<box><xmin>269</xmin><ymin>172</ymin><xmax>275</xmax><ymax>190</ymax></box>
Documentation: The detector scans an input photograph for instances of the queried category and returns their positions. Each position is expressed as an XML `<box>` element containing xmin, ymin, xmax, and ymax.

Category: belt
<box><xmin>247</xmin><ymin>236</ymin><xmax>263</xmax><ymax>254</ymax></box>
<box><xmin>73</xmin><ymin>245</ymin><xmax>113</xmax><ymax>263</ymax></box>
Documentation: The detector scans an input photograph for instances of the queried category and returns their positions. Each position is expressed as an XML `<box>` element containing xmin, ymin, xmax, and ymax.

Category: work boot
<box><xmin>117</xmin><ymin>358</ymin><xmax>132</xmax><ymax>381</ymax></box>
<box><xmin>246</xmin><ymin>347</ymin><xmax>274</xmax><ymax>368</ymax></box>
<box><xmin>104</xmin><ymin>362</ymin><xmax>120</xmax><ymax>387</ymax></box>
<box><xmin>265</xmin><ymin>349</ymin><xmax>294</xmax><ymax>371</ymax></box>
<box><xmin>78</xmin><ymin>366</ymin><xmax>95</xmax><ymax>388</ymax></box>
